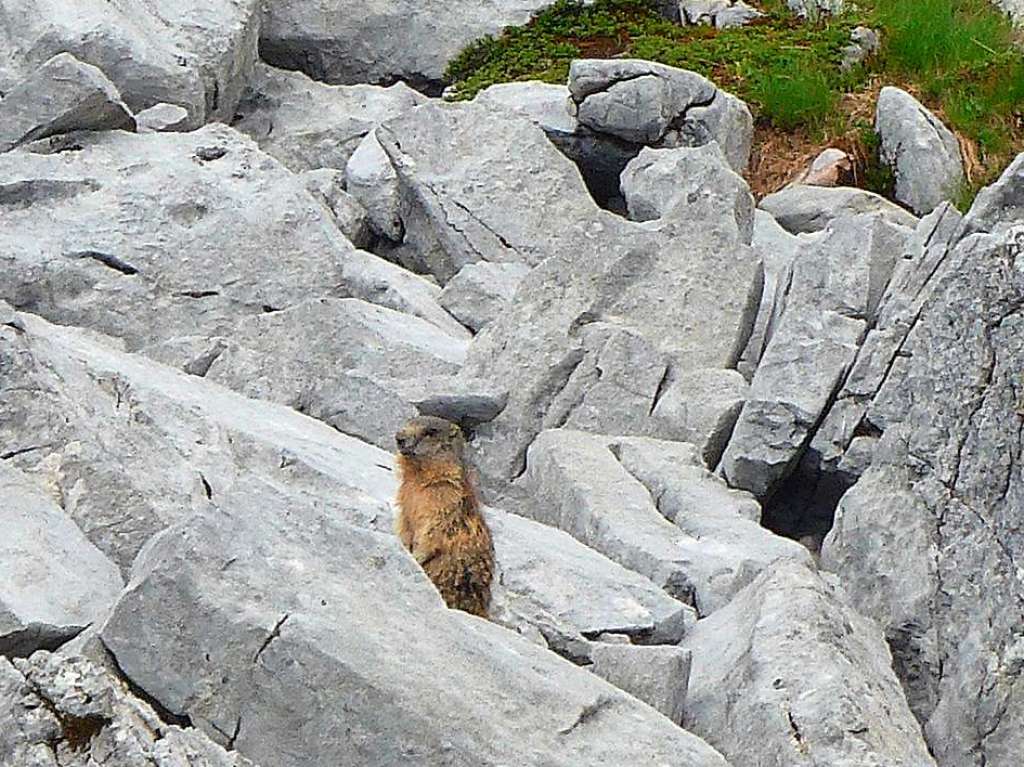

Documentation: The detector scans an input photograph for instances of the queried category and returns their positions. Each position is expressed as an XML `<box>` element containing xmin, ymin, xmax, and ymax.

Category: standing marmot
<box><xmin>394</xmin><ymin>415</ymin><xmax>494</xmax><ymax>617</ymax></box>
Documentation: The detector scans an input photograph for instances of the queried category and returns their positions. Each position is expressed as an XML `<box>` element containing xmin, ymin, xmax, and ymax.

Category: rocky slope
<box><xmin>1</xmin><ymin>2</ymin><xmax>1023</xmax><ymax>766</ymax></box>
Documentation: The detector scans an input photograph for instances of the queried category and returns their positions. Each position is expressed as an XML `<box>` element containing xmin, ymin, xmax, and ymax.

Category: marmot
<box><xmin>394</xmin><ymin>415</ymin><xmax>494</xmax><ymax>617</ymax></box>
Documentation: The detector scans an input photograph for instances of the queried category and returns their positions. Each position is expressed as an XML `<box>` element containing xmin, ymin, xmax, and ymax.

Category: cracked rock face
<box><xmin>568</xmin><ymin>58</ymin><xmax>754</xmax><ymax>172</ymax></box>
<box><xmin>99</xmin><ymin>483</ymin><xmax>731</xmax><ymax>767</ymax></box>
<box><xmin>0</xmin><ymin>651</ymin><xmax>256</xmax><ymax>766</ymax></box>
<box><xmin>875</xmin><ymin>86</ymin><xmax>965</xmax><ymax>215</ymax></box>
<box><xmin>822</xmin><ymin>223</ymin><xmax>1024</xmax><ymax>766</ymax></box>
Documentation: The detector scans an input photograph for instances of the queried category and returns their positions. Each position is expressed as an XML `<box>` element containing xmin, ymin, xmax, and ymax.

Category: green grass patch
<box><xmin>445</xmin><ymin>0</ymin><xmax>860</xmax><ymax>131</ymax></box>
<box><xmin>445</xmin><ymin>0</ymin><xmax>1024</xmax><ymax>199</ymax></box>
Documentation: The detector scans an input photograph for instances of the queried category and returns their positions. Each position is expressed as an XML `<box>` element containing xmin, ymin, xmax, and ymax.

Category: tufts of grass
<box><xmin>446</xmin><ymin>0</ymin><xmax>1024</xmax><ymax>201</ymax></box>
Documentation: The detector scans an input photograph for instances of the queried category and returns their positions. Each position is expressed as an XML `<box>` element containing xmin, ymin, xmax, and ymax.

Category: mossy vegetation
<box><xmin>445</xmin><ymin>0</ymin><xmax>1024</xmax><ymax>200</ymax></box>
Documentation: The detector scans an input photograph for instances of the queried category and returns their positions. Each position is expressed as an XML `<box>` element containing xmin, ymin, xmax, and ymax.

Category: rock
<box><xmin>409</xmin><ymin>380</ymin><xmax>508</xmax><ymax>429</ymax></box>
<box><xmin>99</xmin><ymin>484</ymin><xmax>731</xmax><ymax>767</ymax></box>
<box><xmin>0</xmin><ymin>53</ymin><xmax>135</xmax><ymax>153</ymax></box>
<box><xmin>489</xmin><ymin>508</ymin><xmax>692</xmax><ymax>645</ymax></box>
<box><xmin>519</xmin><ymin>429</ymin><xmax>810</xmax><ymax>615</ymax></box>
<box><xmin>345</xmin><ymin>132</ymin><xmax>405</xmax><ymax>242</ymax></box>
<box><xmin>259</xmin><ymin>0</ymin><xmax>587</xmax><ymax>89</ymax></box>
<box><xmin>791</xmin><ymin>147</ymin><xmax>854</xmax><ymax>187</ymax></box>
<box><xmin>737</xmin><ymin>210</ymin><xmax>809</xmax><ymax>378</ymax></box>
<box><xmin>135</xmin><ymin>102</ymin><xmax>191</xmax><ymax>133</ymax></box>
<box><xmin>473</xmin><ymin>81</ymin><xmax>576</xmax><ymax>134</ymax></box>
<box><xmin>682</xmin><ymin>562</ymin><xmax>937</xmax><ymax>767</ymax></box>
<box><xmin>438</xmin><ymin>262</ymin><xmax>531</xmax><ymax>333</ymax></box>
<box><xmin>620</xmin><ymin>143</ymin><xmax>755</xmax><ymax>240</ymax></box>
<box><xmin>232</xmin><ymin>64</ymin><xmax>425</xmax><ymax>172</ymax></box>
<box><xmin>611</xmin><ymin>436</ymin><xmax>812</xmax><ymax>606</ymax></box>
<box><xmin>821</xmin><ymin>221</ymin><xmax>1024</xmax><ymax>765</ymax></box>
<box><xmin>778</xmin><ymin>203</ymin><xmax>964</xmax><ymax>533</ymax></box>
<box><xmin>0</xmin><ymin>0</ymin><xmax>260</xmax><ymax>127</ymax></box>
<box><xmin>721</xmin><ymin>213</ymin><xmax>910</xmax><ymax>502</ymax></box>
<box><xmin>719</xmin><ymin>305</ymin><xmax>864</xmax><ymax>500</ymax></box>
<box><xmin>876</xmin><ymin>86</ymin><xmax>964</xmax><ymax>215</ymax></box>
<box><xmin>338</xmin><ymin>247</ymin><xmax>472</xmax><ymax>340</ymax></box>
<box><xmin>567</xmin><ymin>59</ymin><xmax>754</xmax><ymax>172</ymax></box>
<box><xmin>301</xmin><ymin>168</ymin><xmax>374</xmax><ymax>249</ymax></box>
<box><xmin>203</xmin><ymin>298</ymin><xmax>467</xmax><ymax>450</ymax></box>
<box><xmin>786</xmin><ymin>0</ymin><xmax>844</xmax><ymax>18</ymax></box>
<box><xmin>993</xmin><ymin>0</ymin><xmax>1024</xmax><ymax>25</ymax></box>
<box><xmin>589</xmin><ymin>644</ymin><xmax>691</xmax><ymax>722</ymax></box>
<box><xmin>473</xmin><ymin>80</ymin><xmax>640</xmax><ymax>209</ymax></box>
<box><xmin>0</xmin><ymin>124</ymin><xmax>464</xmax><ymax>359</ymax></box>
<box><xmin>680</xmin><ymin>0</ymin><xmax>763</xmax><ymax>27</ymax></box>
<box><xmin>0</xmin><ymin>652</ymin><xmax>256</xmax><ymax>767</ymax></box>
<box><xmin>0</xmin><ymin>306</ymin><xmax>398</xmax><ymax>573</ymax></box>
<box><xmin>961</xmin><ymin>150</ymin><xmax>1024</xmax><ymax>237</ymax></box>
<box><xmin>651</xmin><ymin>368</ymin><xmax>748</xmax><ymax>468</ymax></box>
<box><xmin>841</xmin><ymin>26</ymin><xmax>881</xmax><ymax>70</ymax></box>
<box><xmin>0</xmin><ymin>464</ymin><xmax>123</xmax><ymax>657</ymax></box>
<box><xmin>377</xmin><ymin>100</ymin><xmax>608</xmax><ymax>283</ymax></box>
<box><xmin>759</xmin><ymin>184</ymin><xmax>918</xmax><ymax>234</ymax></box>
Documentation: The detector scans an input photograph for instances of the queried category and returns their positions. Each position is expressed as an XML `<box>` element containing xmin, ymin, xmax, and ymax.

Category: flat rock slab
<box><xmin>0</xmin><ymin>123</ymin><xmax>462</xmax><ymax>361</ymax></box>
<box><xmin>0</xmin><ymin>306</ymin><xmax>397</xmax><ymax>573</ymax></box>
<box><xmin>259</xmin><ymin>0</ymin><xmax>584</xmax><ymax>87</ymax></box>
<box><xmin>683</xmin><ymin>562</ymin><xmax>936</xmax><ymax>767</ymax></box>
<box><xmin>0</xmin><ymin>52</ymin><xmax>134</xmax><ymax>153</ymax></box>
<box><xmin>233</xmin><ymin>63</ymin><xmax>425</xmax><ymax>172</ymax></box>
<box><xmin>0</xmin><ymin>463</ymin><xmax>123</xmax><ymax>657</ymax></box>
<box><xmin>759</xmin><ymin>184</ymin><xmax>917</xmax><ymax>234</ymax></box>
<box><xmin>490</xmin><ymin>508</ymin><xmax>691</xmax><ymax>645</ymax></box>
<box><xmin>205</xmin><ymin>298</ymin><xmax>467</xmax><ymax>450</ymax></box>
<box><xmin>100</xmin><ymin>485</ymin><xmax>731</xmax><ymax>767</ymax></box>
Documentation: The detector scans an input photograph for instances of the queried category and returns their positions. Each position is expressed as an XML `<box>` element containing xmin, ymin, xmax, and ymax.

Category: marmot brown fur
<box><xmin>394</xmin><ymin>415</ymin><xmax>494</xmax><ymax>617</ymax></box>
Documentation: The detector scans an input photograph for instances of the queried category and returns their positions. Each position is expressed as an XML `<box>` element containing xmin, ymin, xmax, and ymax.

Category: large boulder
<box><xmin>0</xmin><ymin>52</ymin><xmax>134</xmax><ymax>153</ymax></box>
<box><xmin>0</xmin><ymin>123</ymin><xmax>463</xmax><ymax>364</ymax></box>
<box><xmin>438</xmin><ymin>261</ymin><xmax>531</xmax><ymax>333</ymax></box>
<box><xmin>875</xmin><ymin>86</ymin><xmax>964</xmax><ymax>215</ymax></box>
<box><xmin>0</xmin><ymin>0</ymin><xmax>260</xmax><ymax>127</ymax></box>
<box><xmin>232</xmin><ymin>63</ymin><xmax>425</xmax><ymax>172</ymax></box>
<box><xmin>99</xmin><ymin>484</ymin><xmax>731</xmax><ymax>767</ymax></box>
<box><xmin>567</xmin><ymin>58</ymin><xmax>754</xmax><ymax>172</ymax></box>
<box><xmin>719</xmin><ymin>213</ymin><xmax>910</xmax><ymax>505</ymax></box>
<box><xmin>376</xmin><ymin>99</ymin><xmax>607</xmax><ymax>283</ymax></box>
<box><xmin>0</xmin><ymin>652</ymin><xmax>256</xmax><ymax>766</ymax></box>
<box><xmin>259</xmin><ymin>0</ymin><xmax>582</xmax><ymax>88</ymax></box>
<box><xmin>821</xmin><ymin>196</ymin><xmax>1024</xmax><ymax>766</ymax></box>
<box><xmin>0</xmin><ymin>462</ymin><xmax>123</xmax><ymax>657</ymax></box>
<box><xmin>682</xmin><ymin>562</ymin><xmax>937</xmax><ymax>767</ymax></box>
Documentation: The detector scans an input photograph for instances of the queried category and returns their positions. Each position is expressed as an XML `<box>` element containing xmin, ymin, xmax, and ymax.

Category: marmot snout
<box><xmin>394</xmin><ymin>416</ymin><xmax>494</xmax><ymax>617</ymax></box>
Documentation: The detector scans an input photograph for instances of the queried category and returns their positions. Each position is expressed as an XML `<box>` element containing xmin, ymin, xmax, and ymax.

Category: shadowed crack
<box><xmin>66</xmin><ymin>250</ymin><xmax>138</xmax><ymax>276</ymax></box>
<box><xmin>253</xmin><ymin>613</ymin><xmax>290</xmax><ymax>664</ymax></box>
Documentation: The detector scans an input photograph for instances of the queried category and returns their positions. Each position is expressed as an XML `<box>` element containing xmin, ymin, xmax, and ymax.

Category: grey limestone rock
<box><xmin>0</xmin><ymin>52</ymin><xmax>134</xmax><ymax>153</ymax></box>
<box><xmin>759</xmin><ymin>184</ymin><xmax>918</xmax><ymax>234</ymax></box>
<box><xmin>438</xmin><ymin>261</ymin><xmax>531</xmax><ymax>333</ymax></box>
<box><xmin>0</xmin><ymin>463</ymin><xmax>123</xmax><ymax>657</ymax></box>
<box><xmin>876</xmin><ymin>86</ymin><xmax>964</xmax><ymax>215</ymax></box>
<box><xmin>233</xmin><ymin>63</ymin><xmax>425</xmax><ymax>172</ymax></box>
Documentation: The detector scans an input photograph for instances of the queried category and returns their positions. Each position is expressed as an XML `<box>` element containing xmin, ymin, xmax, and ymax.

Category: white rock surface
<box><xmin>0</xmin><ymin>52</ymin><xmax>134</xmax><ymax>152</ymax></box>
<box><xmin>876</xmin><ymin>86</ymin><xmax>964</xmax><ymax>215</ymax></box>
<box><xmin>0</xmin><ymin>463</ymin><xmax>123</xmax><ymax>657</ymax></box>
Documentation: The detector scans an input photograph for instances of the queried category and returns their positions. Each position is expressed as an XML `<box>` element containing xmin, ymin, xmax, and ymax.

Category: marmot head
<box><xmin>395</xmin><ymin>416</ymin><xmax>465</xmax><ymax>463</ymax></box>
